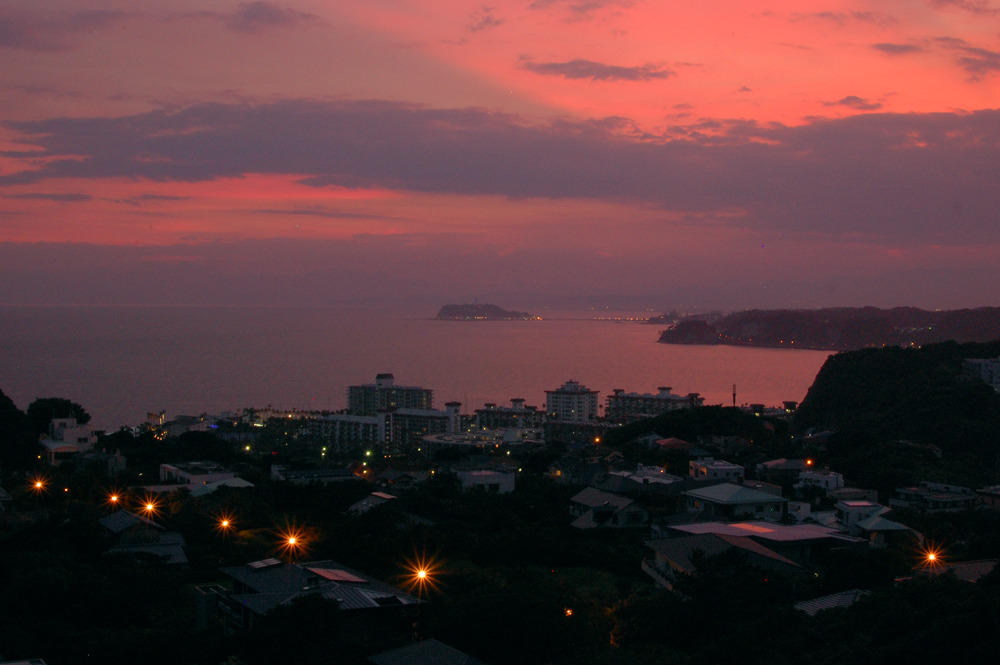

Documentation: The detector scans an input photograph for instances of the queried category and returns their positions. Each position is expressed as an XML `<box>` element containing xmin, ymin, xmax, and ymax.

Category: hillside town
<box><xmin>3</xmin><ymin>349</ymin><xmax>1000</xmax><ymax>664</ymax></box>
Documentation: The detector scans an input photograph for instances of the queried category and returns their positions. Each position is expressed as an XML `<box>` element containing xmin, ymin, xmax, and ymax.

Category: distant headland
<box><xmin>435</xmin><ymin>303</ymin><xmax>540</xmax><ymax>321</ymax></box>
<box><xmin>657</xmin><ymin>306</ymin><xmax>1000</xmax><ymax>350</ymax></box>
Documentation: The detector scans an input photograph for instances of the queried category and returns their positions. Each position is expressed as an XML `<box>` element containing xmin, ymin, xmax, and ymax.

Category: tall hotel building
<box><xmin>545</xmin><ymin>380</ymin><xmax>599</xmax><ymax>423</ymax></box>
<box><xmin>604</xmin><ymin>387</ymin><xmax>704</xmax><ymax>424</ymax></box>
<box><xmin>348</xmin><ymin>373</ymin><xmax>433</xmax><ymax>415</ymax></box>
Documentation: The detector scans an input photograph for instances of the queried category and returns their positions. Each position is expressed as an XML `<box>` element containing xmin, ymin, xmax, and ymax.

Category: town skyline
<box><xmin>2</xmin><ymin>1</ymin><xmax>1000</xmax><ymax>310</ymax></box>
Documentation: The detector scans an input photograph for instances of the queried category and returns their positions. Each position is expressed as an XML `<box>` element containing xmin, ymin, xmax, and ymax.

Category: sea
<box><xmin>0</xmin><ymin>306</ymin><xmax>834</xmax><ymax>432</ymax></box>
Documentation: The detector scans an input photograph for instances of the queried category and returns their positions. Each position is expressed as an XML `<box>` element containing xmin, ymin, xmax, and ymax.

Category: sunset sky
<box><xmin>2</xmin><ymin>0</ymin><xmax>999</xmax><ymax>310</ymax></box>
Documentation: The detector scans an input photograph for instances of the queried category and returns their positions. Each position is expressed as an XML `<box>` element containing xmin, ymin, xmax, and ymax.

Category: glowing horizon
<box><xmin>2</xmin><ymin>1</ymin><xmax>1000</xmax><ymax>310</ymax></box>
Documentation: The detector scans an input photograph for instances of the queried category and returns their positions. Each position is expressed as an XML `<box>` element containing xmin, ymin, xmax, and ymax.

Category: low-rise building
<box><xmin>208</xmin><ymin>558</ymin><xmax>421</xmax><ymax>633</ymax></box>
<box><xmin>834</xmin><ymin>499</ymin><xmax>913</xmax><ymax>547</ymax></box>
<box><xmin>756</xmin><ymin>458</ymin><xmax>810</xmax><ymax>484</ymax></box>
<box><xmin>455</xmin><ymin>468</ymin><xmax>515</xmax><ymax>493</ymax></box>
<box><xmin>889</xmin><ymin>481</ymin><xmax>976</xmax><ymax>512</ymax></box>
<box><xmin>271</xmin><ymin>465</ymin><xmax>359</xmax><ymax>484</ymax></box>
<box><xmin>795</xmin><ymin>468</ymin><xmax>845</xmax><ymax>494</ymax></box>
<box><xmin>963</xmin><ymin>357</ymin><xmax>1000</xmax><ymax>392</ymax></box>
<box><xmin>99</xmin><ymin>509</ymin><xmax>188</xmax><ymax>564</ymax></box>
<box><xmin>160</xmin><ymin>461</ymin><xmax>235</xmax><ymax>486</ymax></box>
<box><xmin>569</xmin><ymin>487</ymin><xmax>648</xmax><ymax>529</ymax></box>
<box><xmin>977</xmin><ymin>485</ymin><xmax>1000</xmax><ymax>509</ymax></box>
<box><xmin>349</xmin><ymin>492</ymin><xmax>397</xmax><ymax>515</ymax></box>
<box><xmin>667</xmin><ymin>521</ymin><xmax>865</xmax><ymax>567</ymax></box>
<box><xmin>644</xmin><ymin>534</ymin><xmax>801</xmax><ymax>589</ymax></box>
<box><xmin>369</xmin><ymin>639</ymin><xmax>491</xmax><ymax>665</ymax></box>
<box><xmin>684</xmin><ymin>483</ymin><xmax>787</xmax><ymax>521</ymax></box>
<box><xmin>689</xmin><ymin>459</ymin><xmax>744</xmax><ymax>483</ymax></box>
<box><xmin>39</xmin><ymin>417</ymin><xmax>97</xmax><ymax>466</ymax></box>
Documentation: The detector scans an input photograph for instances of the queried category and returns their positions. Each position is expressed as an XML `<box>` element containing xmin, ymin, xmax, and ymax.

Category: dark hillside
<box><xmin>795</xmin><ymin>341</ymin><xmax>1000</xmax><ymax>458</ymax></box>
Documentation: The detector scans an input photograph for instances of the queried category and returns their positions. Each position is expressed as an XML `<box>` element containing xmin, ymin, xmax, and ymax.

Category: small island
<box><xmin>435</xmin><ymin>303</ymin><xmax>539</xmax><ymax>321</ymax></box>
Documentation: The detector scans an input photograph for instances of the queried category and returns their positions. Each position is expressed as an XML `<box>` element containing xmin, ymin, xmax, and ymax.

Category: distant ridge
<box><xmin>435</xmin><ymin>303</ymin><xmax>539</xmax><ymax>321</ymax></box>
<box><xmin>657</xmin><ymin>306</ymin><xmax>1000</xmax><ymax>350</ymax></box>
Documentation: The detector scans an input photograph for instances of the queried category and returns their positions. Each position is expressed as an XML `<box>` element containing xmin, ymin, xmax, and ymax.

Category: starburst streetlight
<box><xmin>917</xmin><ymin>541</ymin><xmax>945</xmax><ymax>570</ymax></box>
<box><xmin>217</xmin><ymin>515</ymin><xmax>234</xmax><ymax>535</ymax></box>
<box><xmin>276</xmin><ymin>525</ymin><xmax>308</xmax><ymax>562</ymax></box>
<box><xmin>403</xmin><ymin>552</ymin><xmax>441</xmax><ymax>639</ymax></box>
<box><xmin>138</xmin><ymin>495</ymin><xmax>159</xmax><ymax>524</ymax></box>
<box><xmin>403</xmin><ymin>551</ymin><xmax>442</xmax><ymax>598</ymax></box>
<box><xmin>106</xmin><ymin>488</ymin><xmax>126</xmax><ymax>510</ymax></box>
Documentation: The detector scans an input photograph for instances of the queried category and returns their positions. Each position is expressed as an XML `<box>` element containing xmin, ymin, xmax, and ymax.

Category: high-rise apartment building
<box><xmin>604</xmin><ymin>386</ymin><xmax>704</xmax><ymax>423</ymax></box>
<box><xmin>545</xmin><ymin>380</ymin><xmax>599</xmax><ymax>423</ymax></box>
<box><xmin>347</xmin><ymin>373</ymin><xmax>433</xmax><ymax>415</ymax></box>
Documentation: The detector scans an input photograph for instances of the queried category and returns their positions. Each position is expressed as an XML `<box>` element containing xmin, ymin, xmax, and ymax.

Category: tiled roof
<box><xmin>647</xmin><ymin>533</ymin><xmax>800</xmax><ymax>574</ymax></box>
<box><xmin>570</xmin><ymin>487</ymin><xmax>634</xmax><ymax>509</ymax></box>
<box><xmin>672</xmin><ymin>521</ymin><xmax>862</xmax><ymax>544</ymax></box>
<box><xmin>219</xmin><ymin>559</ymin><xmax>420</xmax><ymax>616</ymax></box>
<box><xmin>685</xmin><ymin>483</ymin><xmax>788</xmax><ymax>505</ymax></box>
<box><xmin>99</xmin><ymin>509</ymin><xmax>161</xmax><ymax>533</ymax></box>
<box><xmin>794</xmin><ymin>589</ymin><xmax>869</xmax><ymax>616</ymax></box>
<box><xmin>369</xmin><ymin>638</ymin><xmax>490</xmax><ymax>665</ymax></box>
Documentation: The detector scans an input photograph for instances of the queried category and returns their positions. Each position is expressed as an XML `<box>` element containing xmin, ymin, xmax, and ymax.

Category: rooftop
<box><xmin>685</xmin><ymin>483</ymin><xmax>788</xmax><ymax>505</ymax></box>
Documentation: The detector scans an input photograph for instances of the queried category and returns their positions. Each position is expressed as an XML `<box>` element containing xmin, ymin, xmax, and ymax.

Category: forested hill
<box><xmin>794</xmin><ymin>340</ymin><xmax>1000</xmax><ymax>455</ymax></box>
<box><xmin>657</xmin><ymin>306</ymin><xmax>1000</xmax><ymax>350</ymax></box>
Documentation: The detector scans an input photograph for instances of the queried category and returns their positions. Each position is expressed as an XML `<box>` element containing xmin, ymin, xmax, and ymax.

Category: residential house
<box><xmin>369</xmin><ymin>639</ymin><xmax>491</xmax><ymax>665</ymax></box>
<box><xmin>272</xmin><ymin>465</ymin><xmax>360</xmax><ymax>485</ymax></box>
<box><xmin>160</xmin><ymin>461</ymin><xmax>235</xmax><ymax>486</ymax></box>
<box><xmin>794</xmin><ymin>468</ymin><xmax>845</xmax><ymax>496</ymax></box>
<box><xmin>209</xmin><ymin>558</ymin><xmax>421</xmax><ymax>633</ymax></box>
<box><xmin>99</xmin><ymin>509</ymin><xmax>188</xmax><ymax>564</ymax></box>
<box><xmin>756</xmin><ymin>458</ymin><xmax>809</xmax><ymax>485</ymax></box>
<box><xmin>568</xmin><ymin>487</ymin><xmax>648</xmax><ymax>529</ymax></box>
<box><xmin>684</xmin><ymin>483</ymin><xmax>787</xmax><ymax>521</ymax></box>
<box><xmin>349</xmin><ymin>492</ymin><xmax>397</xmax><ymax>515</ymax></box>
<box><xmin>666</xmin><ymin>521</ymin><xmax>865</xmax><ymax>567</ymax></box>
<box><xmin>39</xmin><ymin>417</ymin><xmax>97</xmax><ymax>466</ymax></box>
<box><xmin>977</xmin><ymin>485</ymin><xmax>1000</xmax><ymax>509</ymax></box>
<box><xmin>455</xmin><ymin>468</ymin><xmax>515</xmax><ymax>493</ymax></box>
<box><xmin>795</xmin><ymin>589</ymin><xmax>869</xmax><ymax>617</ymax></box>
<box><xmin>889</xmin><ymin>481</ymin><xmax>977</xmax><ymax>512</ymax></box>
<box><xmin>644</xmin><ymin>533</ymin><xmax>802</xmax><ymax>590</ymax></box>
<box><xmin>835</xmin><ymin>500</ymin><xmax>913</xmax><ymax>547</ymax></box>
<box><xmin>689</xmin><ymin>459</ymin><xmax>744</xmax><ymax>483</ymax></box>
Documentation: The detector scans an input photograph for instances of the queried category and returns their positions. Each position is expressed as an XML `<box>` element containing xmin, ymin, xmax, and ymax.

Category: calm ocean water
<box><xmin>0</xmin><ymin>306</ymin><xmax>833</xmax><ymax>431</ymax></box>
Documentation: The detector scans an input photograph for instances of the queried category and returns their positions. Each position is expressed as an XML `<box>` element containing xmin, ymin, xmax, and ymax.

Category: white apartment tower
<box><xmin>545</xmin><ymin>380</ymin><xmax>599</xmax><ymax>423</ymax></box>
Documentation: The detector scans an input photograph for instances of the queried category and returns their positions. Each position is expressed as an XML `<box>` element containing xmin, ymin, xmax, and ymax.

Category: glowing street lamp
<box><xmin>106</xmin><ymin>489</ymin><xmax>126</xmax><ymax>509</ymax></box>
<box><xmin>919</xmin><ymin>542</ymin><xmax>945</xmax><ymax>569</ymax></box>
<box><xmin>403</xmin><ymin>552</ymin><xmax>440</xmax><ymax>599</ymax></box>
<box><xmin>139</xmin><ymin>495</ymin><xmax>159</xmax><ymax>522</ymax></box>
<box><xmin>29</xmin><ymin>477</ymin><xmax>47</xmax><ymax>494</ymax></box>
<box><xmin>276</xmin><ymin>525</ymin><xmax>307</xmax><ymax>562</ymax></box>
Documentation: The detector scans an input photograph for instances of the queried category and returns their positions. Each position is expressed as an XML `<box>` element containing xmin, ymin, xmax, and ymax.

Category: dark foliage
<box><xmin>0</xmin><ymin>388</ymin><xmax>33</xmax><ymax>470</ymax></box>
<box><xmin>27</xmin><ymin>397</ymin><xmax>91</xmax><ymax>436</ymax></box>
<box><xmin>603</xmin><ymin>405</ymin><xmax>787</xmax><ymax>449</ymax></box>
